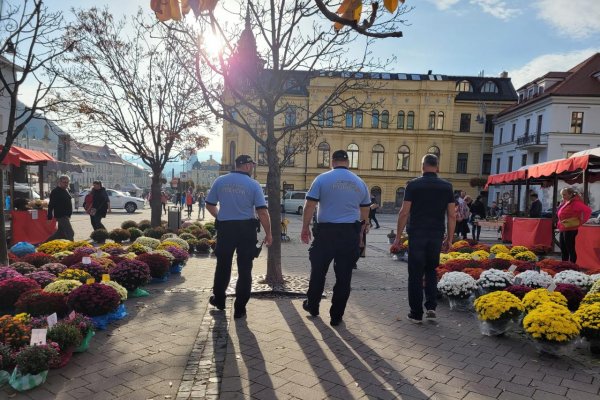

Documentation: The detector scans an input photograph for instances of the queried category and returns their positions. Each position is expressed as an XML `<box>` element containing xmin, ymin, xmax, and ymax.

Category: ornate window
<box><xmin>317</xmin><ymin>142</ymin><xmax>330</xmax><ymax>168</ymax></box>
<box><xmin>397</xmin><ymin>145</ymin><xmax>410</xmax><ymax>171</ymax></box>
<box><xmin>437</xmin><ymin>112</ymin><xmax>444</xmax><ymax>130</ymax></box>
<box><xmin>381</xmin><ymin>110</ymin><xmax>389</xmax><ymax>129</ymax></box>
<box><xmin>345</xmin><ymin>110</ymin><xmax>353</xmax><ymax>128</ymax></box>
<box><xmin>456</xmin><ymin>80</ymin><xmax>472</xmax><ymax>92</ymax></box>
<box><xmin>326</xmin><ymin>107</ymin><xmax>333</xmax><ymax>127</ymax></box>
<box><xmin>371</xmin><ymin>110</ymin><xmax>379</xmax><ymax>128</ymax></box>
<box><xmin>428</xmin><ymin>111</ymin><xmax>436</xmax><ymax>130</ymax></box>
<box><xmin>347</xmin><ymin>143</ymin><xmax>359</xmax><ymax>169</ymax></box>
<box><xmin>355</xmin><ymin>109</ymin><xmax>363</xmax><ymax>128</ymax></box>
<box><xmin>428</xmin><ymin>145</ymin><xmax>440</xmax><ymax>158</ymax></box>
<box><xmin>371</xmin><ymin>144</ymin><xmax>384</xmax><ymax>170</ymax></box>
<box><xmin>397</xmin><ymin>111</ymin><xmax>405</xmax><ymax>129</ymax></box>
<box><xmin>407</xmin><ymin>111</ymin><xmax>415</xmax><ymax>130</ymax></box>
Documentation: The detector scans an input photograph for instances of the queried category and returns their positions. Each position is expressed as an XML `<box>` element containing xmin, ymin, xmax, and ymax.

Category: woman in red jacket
<box><xmin>557</xmin><ymin>187</ymin><xmax>592</xmax><ymax>263</ymax></box>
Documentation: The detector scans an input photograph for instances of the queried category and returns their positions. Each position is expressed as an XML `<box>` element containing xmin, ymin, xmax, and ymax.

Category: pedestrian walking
<box><xmin>368</xmin><ymin>195</ymin><xmax>380</xmax><ymax>229</ymax></box>
<box><xmin>86</xmin><ymin>180</ymin><xmax>110</xmax><ymax>231</ymax></box>
<box><xmin>470</xmin><ymin>195</ymin><xmax>487</xmax><ymax>241</ymax></box>
<box><xmin>45</xmin><ymin>175</ymin><xmax>74</xmax><ymax>242</ymax></box>
<box><xmin>197</xmin><ymin>191</ymin><xmax>206</xmax><ymax>220</ymax></box>
<box><xmin>392</xmin><ymin>154</ymin><xmax>455</xmax><ymax>324</ymax></box>
<box><xmin>160</xmin><ymin>191</ymin><xmax>168</xmax><ymax>215</ymax></box>
<box><xmin>557</xmin><ymin>187</ymin><xmax>592</xmax><ymax>263</ymax></box>
<box><xmin>185</xmin><ymin>190</ymin><xmax>193</xmax><ymax>218</ymax></box>
<box><xmin>301</xmin><ymin>149</ymin><xmax>371</xmax><ymax>327</ymax></box>
<box><xmin>206</xmin><ymin>155</ymin><xmax>272</xmax><ymax>319</ymax></box>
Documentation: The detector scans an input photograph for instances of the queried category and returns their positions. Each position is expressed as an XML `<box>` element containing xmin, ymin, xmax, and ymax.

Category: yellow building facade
<box><xmin>222</xmin><ymin>72</ymin><xmax>517</xmax><ymax>210</ymax></box>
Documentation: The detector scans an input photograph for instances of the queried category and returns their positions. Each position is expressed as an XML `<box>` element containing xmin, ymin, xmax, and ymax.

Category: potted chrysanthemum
<box><xmin>574</xmin><ymin>303</ymin><xmax>600</xmax><ymax>354</ymax></box>
<box><xmin>474</xmin><ymin>291</ymin><xmax>524</xmax><ymax>336</ymax></box>
<box><xmin>437</xmin><ymin>272</ymin><xmax>478</xmax><ymax>311</ymax></box>
<box><xmin>9</xmin><ymin>344</ymin><xmax>59</xmax><ymax>391</ymax></box>
<box><xmin>523</xmin><ymin>302</ymin><xmax>581</xmax><ymax>355</ymax></box>
<box><xmin>477</xmin><ymin>269</ymin><xmax>513</xmax><ymax>293</ymax></box>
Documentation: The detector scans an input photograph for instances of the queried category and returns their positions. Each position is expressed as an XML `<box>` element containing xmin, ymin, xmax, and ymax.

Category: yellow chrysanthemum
<box><xmin>523</xmin><ymin>302</ymin><xmax>580</xmax><ymax>342</ymax></box>
<box><xmin>474</xmin><ymin>291</ymin><xmax>524</xmax><ymax>321</ymax></box>
<box><xmin>514</xmin><ymin>250</ymin><xmax>537</xmax><ymax>261</ymax></box>
<box><xmin>522</xmin><ymin>288</ymin><xmax>568</xmax><ymax>312</ymax></box>
<box><xmin>575</xmin><ymin>303</ymin><xmax>600</xmax><ymax>339</ymax></box>
<box><xmin>439</xmin><ymin>254</ymin><xmax>452</xmax><ymax>264</ymax></box>
<box><xmin>494</xmin><ymin>252</ymin><xmax>515</xmax><ymax>261</ymax></box>
<box><xmin>509</xmin><ymin>245</ymin><xmax>529</xmax><ymax>256</ymax></box>
<box><xmin>471</xmin><ymin>250</ymin><xmax>490</xmax><ymax>261</ymax></box>
<box><xmin>490</xmin><ymin>244</ymin><xmax>510</xmax><ymax>254</ymax></box>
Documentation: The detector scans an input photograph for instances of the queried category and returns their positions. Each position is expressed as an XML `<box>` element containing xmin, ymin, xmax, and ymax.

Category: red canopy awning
<box><xmin>0</xmin><ymin>145</ymin><xmax>55</xmax><ymax>167</ymax></box>
<box><xmin>528</xmin><ymin>155</ymin><xmax>589</xmax><ymax>179</ymax></box>
<box><xmin>485</xmin><ymin>170</ymin><xmax>527</xmax><ymax>188</ymax></box>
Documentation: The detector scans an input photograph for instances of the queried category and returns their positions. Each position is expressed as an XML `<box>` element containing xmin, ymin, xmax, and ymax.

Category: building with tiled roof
<box><xmin>490</xmin><ymin>53</ymin><xmax>600</xmax><ymax>211</ymax></box>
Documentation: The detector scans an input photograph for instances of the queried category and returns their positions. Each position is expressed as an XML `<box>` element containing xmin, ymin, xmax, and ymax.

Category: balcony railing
<box><xmin>516</xmin><ymin>133</ymin><xmax>546</xmax><ymax>147</ymax></box>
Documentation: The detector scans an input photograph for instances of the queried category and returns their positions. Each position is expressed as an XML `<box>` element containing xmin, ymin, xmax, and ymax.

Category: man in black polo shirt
<box><xmin>392</xmin><ymin>154</ymin><xmax>456</xmax><ymax>323</ymax></box>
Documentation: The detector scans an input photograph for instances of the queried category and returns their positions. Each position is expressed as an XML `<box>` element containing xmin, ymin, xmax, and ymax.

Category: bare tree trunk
<box><xmin>265</xmin><ymin>138</ymin><xmax>284</xmax><ymax>285</ymax></box>
<box><xmin>0</xmin><ymin>172</ymin><xmax>8</xmax><ymax>265</ymax></box>
<box><xmin>150</xmin><ymin>173</ymin><xmax>163</xmax><ymax>227</ymax></box>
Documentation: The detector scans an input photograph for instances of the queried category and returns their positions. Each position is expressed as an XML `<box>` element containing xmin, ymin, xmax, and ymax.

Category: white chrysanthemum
<box><xmin>437</xmin><ymin>272</ymin><xmax>477</xmax><ymax>298</ymax></box>
<box><xmin>134</xmin><ymin>237</ymin><xmax>161</xmax><ymax>249</ymax></box>
<box><xmin>515</xmin><ymin>270</ymin><xmax>553</xmax><ymax>288</ymax></box>
<box><xmin>554</xmin><ymin>270</ymin><xmax>593</xmax><ymax>291</ymax></box>
<box><xmin>477</xmin><ymin>269</ymin><xmax>513</xmax><ymax>289</ymax></box>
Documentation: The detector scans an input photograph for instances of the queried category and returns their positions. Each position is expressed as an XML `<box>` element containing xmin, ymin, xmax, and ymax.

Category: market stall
<box><xmin>511</xmin><ymin>218</ymin><xmax>553</xmax><ymax>249</ymax></box>
<box><xmin>575</xmin><ymin>224</ymin><xmax>600</xmax><ymax>270</ymax></box>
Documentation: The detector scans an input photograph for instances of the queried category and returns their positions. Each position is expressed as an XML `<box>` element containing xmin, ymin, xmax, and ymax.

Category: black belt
<box><xmin>316</xmin><ymin>222</ymin><xmax>358</xmax><ymax>227</ymax></box>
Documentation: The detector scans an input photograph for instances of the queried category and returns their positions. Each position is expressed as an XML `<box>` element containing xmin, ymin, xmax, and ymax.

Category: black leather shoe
<box><xmin>234</xmin><ymin>309</ymin><xmax>246</xmax><ymax>319</ymax></box>
<box><xmin>209</xmin><ymin>295</ymin><xmax>225</xmax><ymax>311</ymax></box>
<box><xmin>302</xmin><ymin>300</ymin><xmax>319</xmax><ymax>317</ymax></box>
<box><xmin>330</xmin><ymin>317</ymin><xmax>343</xmax><ymax>327</ymax></box>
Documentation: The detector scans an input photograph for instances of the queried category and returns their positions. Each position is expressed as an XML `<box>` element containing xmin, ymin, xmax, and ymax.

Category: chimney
<box><xmin>500</xmin><ymin>71</ymin><xmax>508</xmax><ymax>78</ymax></box>
<box><xmin>209</xmin><ymin>155</ymin><xmax>213</xmax><ymax>160</ymax></box>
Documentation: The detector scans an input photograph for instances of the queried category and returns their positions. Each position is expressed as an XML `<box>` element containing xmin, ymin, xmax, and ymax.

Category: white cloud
<box><xmin>427</xmin><ymin>0</ymin><xmax>461</xmax><ymax>11</ymax></box>
<box><xmin>534</xmin><ymin>0</ymin><xmax>600</xmax><ymax>39</ymax></box>
<box><xmin>507</xmin><ymin>49</ymin><xmax>600</xmax><ymax>89</ymax></box>
<box><xmin>470</xmin><ymin>0</ymin><xmax>521</xmax><ymax>20</ymax></box>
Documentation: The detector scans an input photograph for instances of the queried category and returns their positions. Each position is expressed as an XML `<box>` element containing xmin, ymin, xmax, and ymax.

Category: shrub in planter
<box><xmin>127</xmin><ymin>243</ymin><xmax>152</xmax><ymax>255</ymax></box>
<box><xmin>197</xmin><ymin>238</ymin><xmax>211</xmax><ymax>253</ymax></box>
<box><xmin>108</xmin><ymin>228</ymin><xmax>131</xmax><ymax>244</ymax></box>
<box><xmin>90</xmin><ymin>229</ymin><xmax>110</xmax><ymax>244</ymax></box>
<box><xmin>121</xmin><ymin>220</ymin><xmax>138</xmax><ymax>229</ymax></box>
<box><xmin>14</xmin><ymin>344</ymin><xmax>59</xmax><ymax>375</ymax></box>
<box><xmin>151</xmin><ymin>250</ymin><xmax>174</xmax><ymax>262</ymax></box>
<box><xmin>0</xmin><ymin>266</ymin><xmax>23</xmax><ymax>281</ymax></box>
<box><xmin>39</xmin><ymin>263</ymin><xmax>67</xmax><ymax>276</ymax></box>
<box><xmin>60</xmin><ymin>248</ymin><xmax>96</xmax><ymax>267</ymax></box>
<box><xmin>555</xmin><ymin>283</ymin><xmax>585</xmax><ymax>311</ymax></box>
<box><xmin>109</xmin><ymin>259</ymin><xmax>151</xmax><ymax>291</ymax></box>
<box><xmin>67</xmin><ymin>283</ymin><xmax>121</xmax><ymax>317</ymax></box>
<box><xmin>128</xmin><ymin>227</ymin><xmax>143</xmax><ymax>242</ymax></box>
<box><xmin>66</xmin><ymin>313</ymin><xmax>94</xmax><ymax>336</ymax></box>
<box><xmin>100</xmin><ymin>281</ymin><xmax>128</xmax><ymax>302</ymax></box>
<box><xmin>133</xmin><ymin>236</ymin><xmax>161</xmax><ymax>249</ymax></box>
<box><xmin>36</xmin><ymin>240</ymin><xmax>71</xmax><ymax>255</ymax></box>
<box><xmin>136</xmin><ymin>253</ymin><xmax>170</xmax><ymax>278</ymax></box>
<box><xmin>10</xmin><ymin>262</ymin><xmax>37</xmax><ymax>275</ymax></box>
<box><xmin>162</xmin><ymin>237</ymin><xmax>190</xmax><ymax>251</ymax></box>
<box><xmin>0</xmin><ymin>342</ymin><xmax>15</xmax><ymax>371</ymax></box>
<box><xmin>15</xmin><ymin>289</ymin><xmax>69</xmax><ymax>317</ymax></box>
<box><xmin>0</xmin><ymin>277</ymin><xmax>41</xmax><ymax>309</ymax></box>
<box><xmin>164</xmin><ymin>246</ymin><xmax>189</xmax><ymax>264</ymax></box>
<box><xmin>70</xmin><ymin>262</ymin><xmax>108</xmax><ymax>282</ymax></box>
<box><xmin>66</xmin><ymin>241</ymin><xmax>94</xmax><ymax>252</ymax></box>
<box><xmin>47</xmin><ymin>322</ymin><xmax>83</xmax><ymax>351</ymax></box>
<box><xmin>91</xmin><ymin>257</ymin><xmax>116</xmax><ymax>272</ymax></box>
<box><xmin>161</xmin><ymin>233</ymin><xmax>178</xmax><ymax>241</ymax></box>
<box><xmin>43</xmin><ymin>279</ymin><xmax>82</xmax><ymax>295</ymax></box>
<box><xmin>144</xmin><ymin>226</ymin><xmax>168</xmax><ymax>239</ymax></box>
<box><xmin>179</xmin><ymin>232</ymin><xmax>195</xmax><ymax>242</ymax></box>
<box><xmin>203</xmin><ymin>222</ymin><xmax>216</xmax><ymax>236</ymax></box>
<box><xmin>188</xmin><ymin>239</ymin><xmax>200</xmax><ymax>252</ymax></box>
<box><xmin>21</xmin><ymin>253</ymin><xmax>58</xmax><ymax>268</ymax></box>
<box><xmin>57</xmin><ymin>269</ymin><xmax>93</xmax><ymax>284</ymax></box>
<box><xmin>0</xmin><ymin>315</ymin><xmax>30</xmax><ymax>349</ymax></box>
<box><xmin>137</xmin><ymin>219</ymin><xmax>151</xmax><ymax>231</ymax></box>
<box><xmin>24</xmin><ymin>271</ymin><xmax>56</xmax><ymax>289</ymax></box>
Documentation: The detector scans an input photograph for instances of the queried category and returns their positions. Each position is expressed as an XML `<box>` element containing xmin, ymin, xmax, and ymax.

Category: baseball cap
<box><xmin>331</xmin><ymin>150</ymin><xmax>348</xmax><ymax>161</ymax></box>
<box><xmin>235</xmin><ymin>155</ymin><xmax>256</xmax><ymax>166</ymax></box>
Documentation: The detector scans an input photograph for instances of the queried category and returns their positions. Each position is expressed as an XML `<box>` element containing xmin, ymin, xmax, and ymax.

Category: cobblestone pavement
<box><xmin>4</xmin><ymin>213</ymin><xmax>600</xmax><ymax>399</ymax></box>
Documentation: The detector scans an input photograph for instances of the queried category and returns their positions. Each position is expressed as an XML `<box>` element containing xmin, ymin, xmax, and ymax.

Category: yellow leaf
<box><xmin>170</xmin><ymin>0</ymin><xmax>182</xmax><ymax>21</ymax></box>
<box><xmin>384</xmin><ymin>0</ymin><xmax>399</xmax><ymax>13</ymax></box>
<box><xmin>337</xmin><ymin>0</ymin><xmax>361</xmax><ymax>14</ymax></box>
<box><xmin>353</xmin><ymin>4</ymin><xmax>362</xmax><ymax>21</ymax></box>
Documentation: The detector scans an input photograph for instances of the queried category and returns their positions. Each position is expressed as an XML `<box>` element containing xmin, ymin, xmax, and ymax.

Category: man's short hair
<box><xmin>59</xmin><ymin>175</ymin><xmax>70</xmax><ymax>182</ymax></box>
<box><xmin>422</xmin><ymin>154</ymin><xmax>439</xmax><ymax>167</ymax></box>
<box><xmin>530</xmin><ymin>193</ymin><xmax>538</xmax><ymax>199</ymax></box>
<box><xmin>93</xmin><ymin>180</ymin><xmax>102</xmax><ymax>185</ymax></box>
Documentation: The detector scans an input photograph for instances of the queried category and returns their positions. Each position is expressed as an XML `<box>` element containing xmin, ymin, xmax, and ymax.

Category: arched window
<box><xmin>397</xmin><ymin>111</ymin><xmax>405</xmax><ymax>129</ymax></box>
<box><xmin>437</xmin><ymin>112</ymin><xmax>444</xmax><ymax>130</ymax></box>
<box><xmin>229</xmin><ymin>141</ymin><xmax>236</xmax><ymax>168</ymax></box>
<box><xmin>381</xmin><ymin>110</ymin><xmax>389</xmax><ymax>129</ymax></box>
<box><xmin>407</xmin><ymin>111</ymin><xmax>415</xmax><ymax>130</ymax></box>
<box><xmin>395</xmin><ymin>187</ymin><xmax>405</xmax><ymax>208</ymax></box>
<box><xmin>456</xmin><ymin>80</ymin><xmax>472</xmax><ymax>92</ymax></box>
<box><xmin>257</xmin><ymin>145</ymin><xmax>266</xmax><ymax>165</ymax></box>
<box><xmin>326</xmin><ymin>107</ymin><xmax>333</xmax><ymax>127</ymax></box>
<box><xmin>317</xmin><ymin>110</ymin><xmax>324</xmax><ymax>127</ymax></box>
<box><xmin>371</xmin><ymin>144</ymin><xmax>384</xmax><ymax>170</ymax></box>
<box><xmin>397</xmin><ymin>145</ymin><xmax>410</xmax><ymax>171</ymax></box>
<box><xmin>355</xmin><ymin>109</ymin><xmax>363</xmax><ymax>128</ymax></box>
<box><xmin>345</xmin><ymin>110</ymin><xmax>353</xmax><ymax>128</ymax></box>
<box><xmin>482</xmin><ymin>81</ymin><xmax>498</xmax><ymax>93</ymax></box>
<box><xmin>428</xmin><ymin>145</ymin><xmax>441</xmax><ymax>158</ymax></box>
<box><xmin>428</xmin><ymin>111</ymin><xmax>436</xmax><ymax>130</ymax></box>
<box><xmin>371</xmin><ymin>110</ymin><xmax>379</xmax><ymax>128</ymax></box>
<box><xmin>317</xmin><ymin>142</ymin><xmax>330</xmax><ymax>168</ymax></box>
<box><xmin>347</xmin><ymin>143</ymin><xmax>359</xmax><ymax>169</ymax></box>
<box><xmin>371</xmin><ymin>186</ymin><xmax>382</xmax><ymax>206</ymax></box>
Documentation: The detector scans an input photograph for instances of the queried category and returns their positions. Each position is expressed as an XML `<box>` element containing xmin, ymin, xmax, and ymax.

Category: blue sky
<box><xmin>40</xmin><ymin>0</ymin><xmax>600</xmax><ymax>169</ymax></box>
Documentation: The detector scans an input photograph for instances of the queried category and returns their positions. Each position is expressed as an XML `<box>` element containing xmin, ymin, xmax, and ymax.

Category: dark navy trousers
<box><xmin>407</xmin><ymin>232</ymin><xmax>444</xmax><ymax>318</ymax></box>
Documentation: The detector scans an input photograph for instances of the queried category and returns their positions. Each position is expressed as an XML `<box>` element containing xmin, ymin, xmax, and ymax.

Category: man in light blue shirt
<box><xmin>301</xmin><ymin>150</ymin><xmax>371</xmax><ymax>326</ymax></box>
<box><xmin>206</xmin><ymin>155</ymin><xmax>272</xmax><ymax>319</ymax></box>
